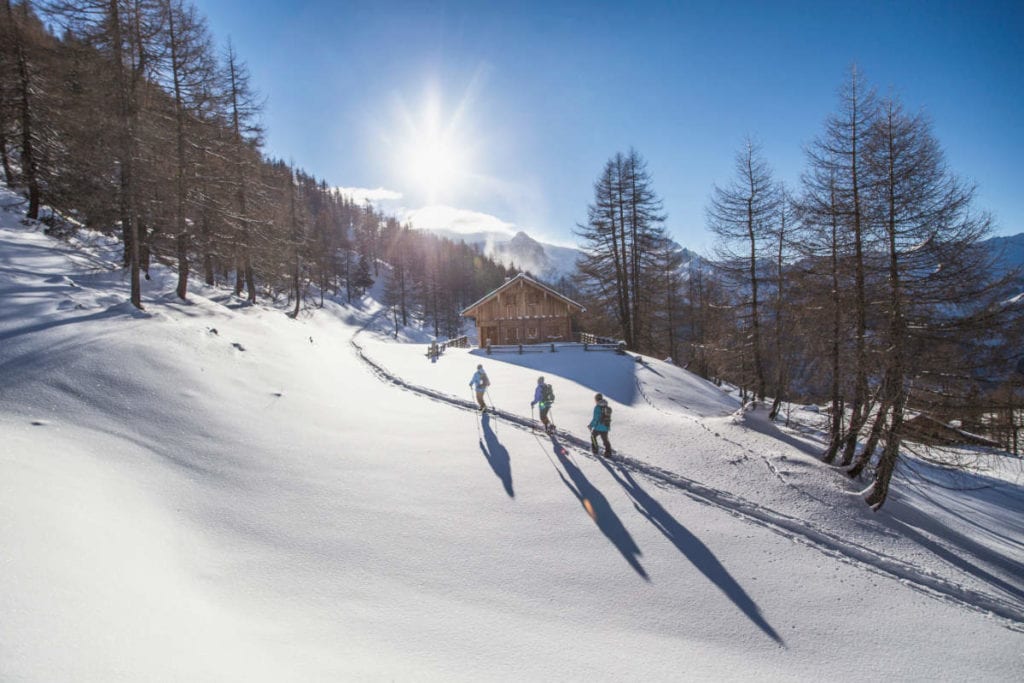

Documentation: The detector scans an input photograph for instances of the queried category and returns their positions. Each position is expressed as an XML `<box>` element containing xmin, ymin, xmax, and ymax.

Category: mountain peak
<box><xmin>509</xmin><ymin>230</ymin><xmax>539</xmax><ymax>247</ymax></box>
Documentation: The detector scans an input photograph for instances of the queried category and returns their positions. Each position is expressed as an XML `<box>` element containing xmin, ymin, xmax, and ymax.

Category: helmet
<box><xmin>537</xmin><ymin>376</ymin><xmax>545</xmax><ymax>384</ymax></box>
<box><xmin>595</xmin><ymin>393</ymin><xmax>603</xmax><ymax>402</ymax></box>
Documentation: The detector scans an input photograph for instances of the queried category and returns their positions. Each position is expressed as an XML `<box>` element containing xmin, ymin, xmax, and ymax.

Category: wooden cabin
<box><xmin>461</xmin><ymin>274</ymin><xmax>584</xmax><ymax>347</ymax></box>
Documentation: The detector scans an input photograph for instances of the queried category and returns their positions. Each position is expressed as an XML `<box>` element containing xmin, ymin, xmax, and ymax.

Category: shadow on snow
<box><xmin>480</xmin><ymin>413</ymin><xmax>514</xmax><ymax>498</ymax></box>
<box><xmin>544</xmin><ymin>433</ymin><xmax>648</xmax><ymax>580</ymax></box>
<box><xmin>600</xmin><ymin>458</ymin><xmax>785</xmax><ymax>645</ymax></box>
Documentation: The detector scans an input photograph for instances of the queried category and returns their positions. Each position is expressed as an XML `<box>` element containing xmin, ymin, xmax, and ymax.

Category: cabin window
<box><xmin>527</xmin><ymin>326</ymin><xmax>538</xmax><ymax>340</ymax></box>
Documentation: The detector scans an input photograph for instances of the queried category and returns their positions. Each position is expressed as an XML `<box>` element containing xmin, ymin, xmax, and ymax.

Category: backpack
<box><xmin>541</xmin><ymin>383</ymin><xmax>554</xmax><ymax>403</ymax></box>
<box><xmin>480</xmin><ymin>372</ymin><xmax>490</xmax><ymax>388</ymax></box>
<box><xmin>599</xmin><ymin>403</ymin><xmax>612</xmax><ymax>427</ymax></box>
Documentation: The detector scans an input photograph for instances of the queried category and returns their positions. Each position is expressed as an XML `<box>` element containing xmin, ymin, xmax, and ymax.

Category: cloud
<box><xmin>400</xmin><ymin>204</ymin><xmax>517</xmax><ymax>236</ymax></box>
<box><xmin>335</xmin><ymin>186</ymin><xmax>403</xmax><ymax>204</ymax></box>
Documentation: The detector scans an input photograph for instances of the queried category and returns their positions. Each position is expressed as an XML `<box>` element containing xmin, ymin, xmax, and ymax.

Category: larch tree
<box><xmin>803</xmin><ymin>66</ymin><xmax>879</xmax><ymax>464</ymax></box>
<box><xmin>45</xmin><ymin>0</ymin><xmax>167</xmax><ymax>308</ymax></box>
<box><xmin>767</xmin><ymin>185</ymin><xmax>795</xmax><ymax>420</ymax></box>
<box><xmin>575</xmin><ymin>149</ymin><xmax>666</xmax><ymax>352</ymax></box>
<box><xmin>859</xmin><ymin>97</ymin><xmax>1006</xmax><ymax>509</ymax></box>
<box><xmin>156</xmin><ymin>0</ymin><xmax>216</xmax><ymax>299</ymax></box>
<box><xmin>221</xmin><ymin>39</ymin><xmax>262</xmax><ymax>302</ymax></box>
<box><xmin>3</xmin><ymin>0</ymin><xmax>47</xmax><ymax>219</ymax></box>
<box><xmin>707</xmin><ymin>136</ymin><xmax>780</xmax><ymax>402</ymax></box>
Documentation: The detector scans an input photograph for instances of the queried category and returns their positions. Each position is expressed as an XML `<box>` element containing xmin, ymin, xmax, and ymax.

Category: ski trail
<box><xmin>348</xmin><ymin>326</ymin><xmax>1024</xmax><ymax>633</ymax></box>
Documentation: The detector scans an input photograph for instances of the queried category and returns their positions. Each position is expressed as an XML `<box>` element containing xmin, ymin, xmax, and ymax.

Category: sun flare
<box><xmin>394</xmin><ymin>86</ymin><xmax>476</xmax><ymax>202</ymax></box>
<box><xmin>406</xmin><ymin>131</ymin><xmax>464</xmax><ymax>200</ymax></box>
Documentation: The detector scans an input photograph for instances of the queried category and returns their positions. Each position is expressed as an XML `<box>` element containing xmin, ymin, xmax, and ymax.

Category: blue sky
<box><xmin>194</xmin><ymin>0</ymin><xmax>1023</xmax><ymax>251</ymax></box>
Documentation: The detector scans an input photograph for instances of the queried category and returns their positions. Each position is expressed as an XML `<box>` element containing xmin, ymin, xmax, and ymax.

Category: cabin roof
<box><xmin>460</xmin><ymin>273</ymin><xmax>585</xmax><ymax>318</ymax></box>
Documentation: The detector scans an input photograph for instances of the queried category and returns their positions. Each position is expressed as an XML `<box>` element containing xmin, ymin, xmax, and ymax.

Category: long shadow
<box><xmin>546</xmin><ymin>434</ymin><xmax>648</xmax><ymax>579</ymax></box>
<box><xmin>480</xmin><ymin>413</ymin><xmax>514</xmax><ymax>497</ymax></box>
<box><xmin>0</xmin><ymin>305</ymin><xmax>140</xmax><ymax>342</ymax></box>
<box><xmin>884</xmin><ymin>497</ymin><xmax>1024</xmax><ymax>604</ymax></box>
<box><xmin>600</xmin><ymin>459</ymin><xmax>784</xmax><ymax>644</ymax></box>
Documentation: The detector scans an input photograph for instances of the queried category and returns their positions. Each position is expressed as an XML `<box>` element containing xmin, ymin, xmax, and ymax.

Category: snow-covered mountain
<box><xmin>422</xmin><ymin>227</ymin><xmax>582</xmax><ymax>280</ymax></box>
<box><xmin>983</xmin><ymin>232</ymin><xmax>1024</xmax><ymax>294</ymax></box>
<box><xmin>984</xmin><ymin>232</ymin><xmax>1024</xmax><ymax>270</ymax></box>
<box><xmin>490</xmin><ymin>230</ymin><xmax>582</xmax><ymax>280</ymax></box>
<box><xmin>2</xmin><ymin>190</ymin><xmax>1023</xmax><ymax>679</ymax></box>
<box><xmin>420</xmin><ymin>226</ymin><xmax>707</xmax><ymax>284</ymax></box>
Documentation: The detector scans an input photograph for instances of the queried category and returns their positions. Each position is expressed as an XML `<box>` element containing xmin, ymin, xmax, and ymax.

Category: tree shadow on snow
<box><xmin>546</xmin><ymin>434</ymin><xmax>648</xmax><ymax>580</ymax></box>
<box><xmin>480</xmin><ymin>413</ymin><xmax>514</xmax><ymax>497</ymax></box>
<box><xmin>884</xmin><ymin>494</ymin><xmax>1024</xmax><ymax>605</ymax></box>
<box><xmin>0</xmin><ymin>305</ymin><xmax>145</xmax><ymax>343</ymax></box>
<box><xmin>600</xmin><ymin>459</ymin><xmax>785</xmax><ymax>645</ymax></box>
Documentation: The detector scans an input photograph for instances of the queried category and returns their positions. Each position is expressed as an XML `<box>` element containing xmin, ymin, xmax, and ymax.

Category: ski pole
<box><xmin>531</xmin><ymin>403</ymin><xmax>536</xmax><ymax>431</ymax></box>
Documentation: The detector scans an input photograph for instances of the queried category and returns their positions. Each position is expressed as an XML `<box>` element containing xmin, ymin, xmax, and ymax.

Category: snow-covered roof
<box><xmin>460</xmin><ymin>273</ymin><xmax>585</xmax><ymax>318</ymax></box>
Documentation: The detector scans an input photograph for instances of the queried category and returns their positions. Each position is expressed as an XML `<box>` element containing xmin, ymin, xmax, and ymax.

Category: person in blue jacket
<box><xmin>589</xmin><ymin>393</ymin><xmax>612</xmax><ymax>457</ymax></box>
<box><xmin>531</xmin><ymin>376</ymin><xmax>555</xmax><ymax>433</ymax></box>
<box><xmin>469</xmin><ymin>364</ymin><xmax>490</xmax><ymax>412</ymax></box>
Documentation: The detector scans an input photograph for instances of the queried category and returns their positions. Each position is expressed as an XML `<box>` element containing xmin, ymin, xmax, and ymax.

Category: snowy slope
<box><xmin>2</xmin><ymin>193</ymin><xmax>1023</xmax><ymax>680</ymax></box>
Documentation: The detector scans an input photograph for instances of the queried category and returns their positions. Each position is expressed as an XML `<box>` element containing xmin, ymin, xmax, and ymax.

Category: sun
<box><xmin>394</xmin><ymin>85</ymin><xmax>475</xmax><ymax>203</ymax></box>
<box><xmin>406</xmin><ymin>129</ymin><xmax>464</xmax><ymax>201</ymax></box>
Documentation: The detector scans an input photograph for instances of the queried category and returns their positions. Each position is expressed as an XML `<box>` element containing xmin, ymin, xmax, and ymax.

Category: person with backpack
<box><xmin>469</xmin><ymin>364</ymin><xmax>490</xmax><ymax>412</ymax></box>
<box><xmin>589</xmin><ymin>393</ymin><xmax>612</xmax><ymax>457</ymax></box>
<box><xmin>531</xmin><ymin>376</ymin><xmax>555</xmax><ymax>433</ymax></box>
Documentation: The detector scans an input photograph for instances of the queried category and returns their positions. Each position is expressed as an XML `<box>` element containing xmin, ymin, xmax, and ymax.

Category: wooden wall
<box><xmin>469</xmin><ymin>279</ymin><xmax>575</xmax><ymax>346</ymax></box>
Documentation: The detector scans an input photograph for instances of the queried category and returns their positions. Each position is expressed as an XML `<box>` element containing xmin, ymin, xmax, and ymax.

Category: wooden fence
<box><xmin>482</xmin><ymin>339</ymin><xmax>625</xmax><ymax>355</ymax></box>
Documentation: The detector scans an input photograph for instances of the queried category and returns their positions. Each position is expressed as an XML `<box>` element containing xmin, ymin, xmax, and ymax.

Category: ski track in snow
<box><xmin>350</xmin><ymin>317</ymin><xmax>1024</xmax><ymax>634</ymax></box>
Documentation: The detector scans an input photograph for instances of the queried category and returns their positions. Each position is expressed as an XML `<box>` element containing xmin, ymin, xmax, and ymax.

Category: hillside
<box><xmin>2</xmin><ymin>194</ymin><xmax>1023</xmax><ymax>680</ymax></box>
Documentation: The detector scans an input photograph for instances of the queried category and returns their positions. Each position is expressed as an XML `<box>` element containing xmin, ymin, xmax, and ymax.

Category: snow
<box><xmin>1</xmin><ymin>188</ymin><xmax>1023</xmax><ymax>680</ymax></box>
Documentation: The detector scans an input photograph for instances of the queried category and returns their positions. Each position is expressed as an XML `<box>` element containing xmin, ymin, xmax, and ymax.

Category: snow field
<box><xmin>1</xmin><ymin>200</ymin><xmax>1022</xmax><ymax>680</ymax></box>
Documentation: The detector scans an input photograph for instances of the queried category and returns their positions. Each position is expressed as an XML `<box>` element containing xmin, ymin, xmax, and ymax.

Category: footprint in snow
<box><xmin>31</xmin><ymin>420</ymin><xmax>47</xmax><ymax>426</ymax></box>
<box><xmin>231</xmin><ymin>342</ymin><xmax>246</xmax><ymax>352</ymax></box>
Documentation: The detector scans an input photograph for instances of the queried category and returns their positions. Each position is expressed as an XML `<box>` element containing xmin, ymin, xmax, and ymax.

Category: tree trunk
<box><xmin>6</xmin><ymin>0</ymin><xmax>40</xmax><ymax>219</ymax></box>
<box><xmin>849</xmin><ymin>400</ymin><xmax>890</xmax><ymax>478</ymax></box>
<box><xmin>839</xmin><ymin>74</ymin><xmax>870</xmax><ymax>467</ymax></box>
<box><xmin>107</xmin><ymin>0</ymin><xmax>142</xmax><ymax>308</ymax></box>
<box><xmin>823</xmin><ymin>190</ymin><xmax>843</xmax><ymax>463</ymax></box>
